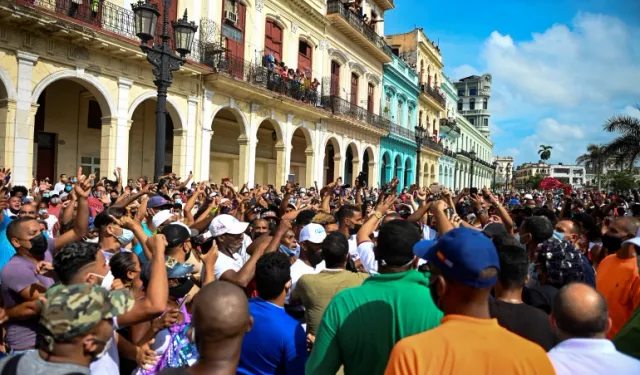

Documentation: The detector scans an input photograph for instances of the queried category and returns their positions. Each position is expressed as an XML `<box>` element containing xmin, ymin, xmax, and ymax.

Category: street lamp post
<box><xmin>132</xmin><ymin>0</ymin><xmax>197</xmax><ymax>182</ymax></box>
<box><xmin>415</xmin><ymin>124</ymin><xmax>426</xmax><ymax>186</ymax></box>
<box><xmin>469</xmin><ymin>147</ymin><xmax>476</xmax><ymax>188</ymax></box>
<box><xmin>492</xmin><ymin>161</ymin><xmax>498</xmax><ymax>190</ymax></box>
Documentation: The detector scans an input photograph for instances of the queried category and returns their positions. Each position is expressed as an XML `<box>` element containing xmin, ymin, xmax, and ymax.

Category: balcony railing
<box><xmin>388</xmin><ymin>123</ymin><xmax>415</xmax><ymax>140</ymax></box>
<box><xmin>439</xmin><ymin>118</ymin><xmax>461</xmax><ymax>133</ymax></box>
<box><xmin>321</xmin><ymin>95</ymin><xmax>390</xmax><ymax>131</ymax></box>
<box><xmin>208</xmin><ymin>55</ymin><xmax>323</xmax><ymax>105</ymax></box>
<box><xmin>442</xmin><ymin>148</ymin><xmax>456</xmax><ymax>158</ymax></box>
<box><xmin>423</xmin><ymin>137</ymin><xmax>443</xmax><ymax>153</ymax></box>
<box><xmin>326</xmin><ymin>0</ymin><xmax>392</xmax><ymax>57</ymax></box>
<box><xmin>420</xmin><ymin>84</ymin><xmax>446</xmax><ymax>108</ymax></box>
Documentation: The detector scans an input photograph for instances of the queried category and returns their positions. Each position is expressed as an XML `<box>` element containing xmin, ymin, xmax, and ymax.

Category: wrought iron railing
<box><xmin>326</xmin><ymin>0</ymin><xmax>392</xmax><ymax>57</ymax></box>
<box><xmin>208</xmin><ymin>55</ymin><xmax>324</xmax><ymax>106</ymax></box>
<box><xmin>439</xmin><ymin>117</ymin><xmax>461</xmax><ymax>133</ymax></box>
<box><xmin>321</xmin><ymin>95</ymin><xmax>390</xmax><ymax>131</ymax></box>
<box><xmin>423</xmin><ymin>137</ymin><xmax>443</xmax><ymax>153</ymax></box>
<box><xmin>421</xmin><ymin>84</ymin><xmax>446</xmax><ymax>108</ymax></box>
<box><xmin>443</xmin><ymin>148</ymin><xmax>456</xmax><ymax>158</ymax></box>
<box><xmin>388</xmin><ymin>123</ymin><xmax>415</xmax><ymax>140</ymax></box>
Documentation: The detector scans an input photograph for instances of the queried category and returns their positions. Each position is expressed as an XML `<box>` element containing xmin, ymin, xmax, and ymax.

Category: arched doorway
<box><xmin>323</xmin><ymin>137</ymin><xmax>341</xmax><ymax>184</ymax></box>
<box><xmin>344</xmin><ymin>143</ymin><xmax>359</xmax><ymax>186</ymax></box>
<box><xmin>361</xmin><ymin>147</ymin><xmax>374</xmax><ymax>187</ymax></box>
<box><xmin>210</xmin><ymin>108</ymin><xmax>246</xmax><ymax>185</ymax></box>
<box><xmin>394</xmin><ymin>154</ymin><xmax>403</xmax><ymax>191</ymax></box>
<box><xmin>254</xmin><ymin>120</ymin><xmax>282</xmax><ymax>186</ymax></box>
<box><xmin>381</xmin><ymin>152</ymin><xmax>391</xmax><ymax>186</ymax></box>
<box><xmin>128</xmin><ymin>98</ymin><xmax>182</xmax><ymax>180</ymax></box>
<box><xmin>423</xmin><ymin>163</ymin><xmax>429</xmax><ymax>186</ymax></box>
<box><xmin>430</xmin><ymin>164</ymin><xmax>436</xmax><ymax>185</ymax></box>
<box><xmin>32</xmin><ymin>78</ymin><xmax>113</xmax><ymax>180</ymax></box>
<box><xmin>290</xmin><ymin>127</ymin><xmax>313</xmax><ymax>187</ymax></box>
<box><xmin>404</xmin><ymin>157</ymin><xmax>412</xmax><ymax>188</ymax></box>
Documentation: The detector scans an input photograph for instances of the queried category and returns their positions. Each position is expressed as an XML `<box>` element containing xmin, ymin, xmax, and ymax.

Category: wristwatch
<box><xmin>374</xmin><ymin>211</ymin><xmax>383</xmax><ymax>219</ymax></box>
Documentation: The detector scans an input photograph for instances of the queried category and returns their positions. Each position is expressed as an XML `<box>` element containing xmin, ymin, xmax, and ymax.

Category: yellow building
<box><xmin>0</xmin><ymin>0</ymin><xmax>394</xmax><ymax>188</ymax></box>
<box><xmin>515</xmin><ymin>162</ymin><xmax>549</xmax><ymax>188</ymax></box>
<box><xmin>386</xmin><ymin>28</ymin><xmax>445</xmax><ymax>186</ymax></box>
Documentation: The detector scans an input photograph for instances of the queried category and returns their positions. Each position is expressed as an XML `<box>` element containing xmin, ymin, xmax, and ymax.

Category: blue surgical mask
<box><xmin>553</xmin><ymin>231</ymin><xmax>565</xmax><ymax>240</ymax></box>
<box><xmin>39</xmin><ymin>209</ymin><xmax>47</xmax><ymax>216</ymax></box>
<box><xmin>116</xmin><ymin>228</ymin><xmax>135</xmax><ymax>245</ymax></box>
<box><xmin>279</xmin><ymin>244</ymin><xmax>296</xmax><ymax>257</ymax></box>
<box><xmin>175</xmin><ymin>199</ymin><xmax>183</xmax><ymax>205</ymax></box>
<box><xmin>43</xmin><ymin>193</ymin><xmax>50</xmax><ymax>198</ymax></box>
<box><xmin>65</xmin><ymin>186</ymin><xmax>72</xmax><ymax>192</ymax></box>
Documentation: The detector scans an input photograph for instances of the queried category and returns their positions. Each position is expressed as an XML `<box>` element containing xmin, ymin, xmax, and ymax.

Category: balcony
<box><xmin>321</xmin><ymin>95</ymin><xmax>390</xmax><ymax>133</ymax></box>
<box><xmin>422</xmin><ymin>137</ymin><xmax>443</xmax><ymax>153</ymax></box>
<box><xmin>325</xmin><ymin>0</ymin><xmax>393</xmax><ymax>63</ymax></box>
<box><xmin>439</xmin><ymin>118</ymin><xmax>461</xmax><ymax>134</ymax></box>
<box><xmin>461</xmin><ymin>109</ymin><xmax>490</xmax><ymax>116</ymax></box>
<box><xmin>420</xmin><ymin>84</ymin><xmax>446</xmax><ymax>109</ymax></box>
<box><xmin>442</xmin><ymin>148</ymin><xmax>456</xmax><ymax>158</ymax></box>
<box><xmin>388</xmin><ymin>123</ymin><xmax>415</xmax><ymax>141</ymax></box>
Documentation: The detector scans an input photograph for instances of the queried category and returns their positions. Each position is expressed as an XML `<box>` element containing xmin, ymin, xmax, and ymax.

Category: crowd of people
<box><xmin>0</xmin><ymin>166</ymin><xmax>638</xmax><ymax>374</ymax></box>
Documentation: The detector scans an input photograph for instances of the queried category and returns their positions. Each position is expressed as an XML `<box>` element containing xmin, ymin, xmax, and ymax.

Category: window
<box><xmin>367</xmin><ymin>83</ymin><xmax>374</xmax><ymax>113</ymax></box>
<box><xmin>87</xmin><ymin>100</ymin><xmax>102</xmax><ymax>130</ymax></box>
<box><xmin>397</xmin><ymin>100</ymin><xmax>403</xmax><ymax>124</ymax></box>
<box><xmin>222</xmin><ymin>0</ymin><xmax>246</xmax><ymax>60</ymax></box>
<box><xmin>457</xmin><ymin>100</ymin><xmax>462</xmax><ymax>111</ymax></box>
<box><xmin>385</xmin><ymin>94</ymin><xmax>391</xmax><ymax>119</ymax></box>
<box><xmin>419</xmin><ymin>61</ymin><xmax>424</xmax><ymax>85</ymax></box>
<box><xmin>457</xmin><ymin>89</ymin><xmax>464</xmax><ymax>96</ymax></box>
<box><xmin>483</xmin><ymin>98</ymin><xmax>488</xmax><ymax>109</ymax></box>
<box><xmin>264</xmin><ymin>19</ymin><xmax>283</xmax><ymax>61</ymax></box>
<box><xmin>470</xmin><ymin>88</ymin><xmax>477</xmax><ymax>96</ymax></box>
<box><xmin>350</xmin><ymin>73</ymin><xmax>359</xmax><ymax>105</ymax></box>
<box><xmin>419</xmin><ymin>110</ymin><xmax>423</xmax><ymax>125</ymax></box>
<box><xmin>330</xmin><ymin>60</ymin><xmax>340</xmax><ymax>96</ymax></box>
<box><xmin>470</xmin><ymin>98</ymin><xmax>475</xmax><ymax>110</ymax></box>
<box><xmin>470</xmin><ymin>118</ymin><xmax>475</xmax><ymax>125</ymax></box>
<box><xmin>484</xmin><ymin>118</ymin><xmax>488</xmax><ymax>127</ymax></box>
<box><xmin>80</xmin><ymin>156</ymin><xmax>100</xmax><ymax>177</ymax></box>
<box><xmin>298</xmin><ymin>40</ymin><xmax>312</xmax><ymax>76</ymax></box>
<box><xmin>407</xmin><ymin>107</ymin><xmax>411</xmax><ymax>127</ymax></box>
<box><xmin>391</xmin><ymin>47</ymin><xmax>400</xmax><ymax>56</ymax></box>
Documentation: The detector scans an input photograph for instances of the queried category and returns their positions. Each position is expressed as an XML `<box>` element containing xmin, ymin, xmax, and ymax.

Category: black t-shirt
<box><xmin>522</xmin><ymin>284</ymin><xmax>559</xmax><ymax>314</ymax></box>
<box><xmin>489</xmin><ymin>299</ymin><xmax>558</xmax><ymax>351</ymax></box>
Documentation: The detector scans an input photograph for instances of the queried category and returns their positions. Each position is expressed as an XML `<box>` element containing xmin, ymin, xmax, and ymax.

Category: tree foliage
<box><xmin>538</xmin><ymin>145</ymin><xmax>552</xmax><ymax>161</ymax></box>
<box><xmin>602</xmin><ymin>106</ymin><xmax>640</xmax><ymax>170</ymax></box>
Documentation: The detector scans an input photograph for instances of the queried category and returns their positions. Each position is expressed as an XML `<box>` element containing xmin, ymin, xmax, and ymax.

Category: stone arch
<box><xmin>291</xmin><ymin>124</ymin><xmax>314</xmax><ymax>149</ymax></box>
<box><xmin>32</xmin><ymin>69</ymin><xmax>116</xmax><ymax>118</ymax></box>
<box><xmin>381</xmin><ymin>150</ymin><xmax>392</xmax><ymax>185</ymax></box>
<box><xmin>323</xmin><ymin>135</ymin><xmax>342</xmax><ymax>183</ymax></box>
<box><xmin>208</xmin><ymin>105</ymin><xmax>249</xmax><ymax>135</ymax></box>
<box><xmin>349</xmin><ymin>61</ymin><xmax>367</xmax><ymax>77</ymax></box>
<box><xmin>365</xmin><ymin>72</ymin><xmax>382</xmax><ymax>86</ymax></box>
<box><xmin>328</xmin><ymin>48</ymin><xmax>349</xmax><ymax>65</ymax></box>
<box><xmin>255</xmin><ymin>117</ymin><xmax>284</xmax><ymax>142</ymax></box>
<box><xmin>264</xmin><ymin>14</ymin><xmax>288</xmax><ymax>31</ymax></box>
<box><xmin>298</xmin><ymin>34</ymin><xmax>318</xmax><ymax>49</ymax></box>
<box><xmin>127</xmin><ymin>91</ymin><xmax>186</xmax><ymax>128</ymax></box>
<box><xmin>0</xmin><ymin>66</ymin><xmax>16</xmax><ymax>100</ymax></box>
<box><xmin>290</xmin><ymin>124</ymin><xmax>314</xmax><ymax>186</ymax></box>
<box><xmin>344</xmin><ymin>141</ymin><xmax>360</xmax><ymax>185</ymax></box>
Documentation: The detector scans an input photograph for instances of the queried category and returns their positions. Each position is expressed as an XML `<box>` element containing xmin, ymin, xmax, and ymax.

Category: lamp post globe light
<box><xmin>469</xmin><ymin>147</ymin><xmax>476</xmax><ymax>188</ymax></box>
<box><xmin>414</xmin><ymin>124</ymin><xmax>426</xmax><ymax>186</ymax></box>
<box><xmin>131</xmin><ymin>0</ymin><xmax>197</xmax><ymax>182</ymax></box>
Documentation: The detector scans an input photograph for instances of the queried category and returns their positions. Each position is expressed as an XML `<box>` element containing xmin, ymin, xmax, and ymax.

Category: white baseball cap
<box><xmin>209</xmin><ymin>214</ymin><xmax>249</xmax><ymax>237</ymax></box>
<box><xmin>299</xmin><ymin>223</ymin><xmax>327</xmax><ymax>244</ymax></box>
<box><xmin>524</xmin><ymin>194</ymin><xmax>533</xmax><ymax>200</ymax></box>
<box><xmin>152</xmin><ymin>210</ymin><xmax>175</xmax><ymax>229</ymax></box>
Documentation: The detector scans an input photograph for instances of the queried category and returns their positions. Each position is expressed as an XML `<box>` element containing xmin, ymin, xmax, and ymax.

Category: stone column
<box><xmin>14</xmin><ymin>51</ymin><xmax>39</xmax><ymax>186</ymax></box>
<box><xmin>100</xmin><ymin>116</ymin><xmax>118</xmax><ymax>177</ymax></box>
<box><xmin>198</xmin><ymin>89</ymin><xmax>214</xmax><ymax>181</ymax></box>
<box><xmin>351</xmin><ymin>156</ymin><xmax>361</xmax><ymax>186</ymax></box>
<box><xmin>114</xmin><ymin>78</ymin><xmax>133</xmax><ymax>182</ymax></box>
<box><xmin>238</xmin><ymin>134</ymin><xmax>254</xmax><ymax>186</ymax></box>
<box><xmin>305</xmin><ymin>147</ymin><xmax>314</xmax><ymax>187</ymax></box>
<box><xmin>185</xmin><ymin>96</ymin><xmax>198</xmax><ymax>177</ymax></box>
<box><xmin>172</xmin><ymin>128</ymin><xmax>188</xmax><ymax>177</ymax></box>
<box><xmin>275</xmin><ymin>141</ymin><xmax>286</xmax><ymax>186</ymax></box>
<box><xmin>199</xmin><ymin>129</ymin><xmax>212</xmax><ymax>181</ymax></box>
<box><xmin>0</xmin><ymin>99</ymin><xmax>17</xmax><ymax>170</ymax></box>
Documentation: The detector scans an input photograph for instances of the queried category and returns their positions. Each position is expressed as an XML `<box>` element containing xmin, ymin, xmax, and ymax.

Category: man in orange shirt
<box><xmin>384</xmin><ymin>228</ymin><xmax>555</xmax><ymax>375</ymax></box>
<box><xmin>596</xmin><ymin>217</ymin><xmax>640</xmax><ymax>339</ymax></box>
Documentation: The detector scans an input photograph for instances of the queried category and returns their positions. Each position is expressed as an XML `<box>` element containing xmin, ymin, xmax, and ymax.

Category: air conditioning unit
<box><xmin>224</xmin><ymin>10</ymin><xmax>238</xmax><ymax>24</ymax></box>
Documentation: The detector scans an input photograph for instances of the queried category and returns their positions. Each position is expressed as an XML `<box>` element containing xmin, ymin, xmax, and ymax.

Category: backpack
<box><xmin>1</xmin><ymin>354</ymin><xmax>85</xmax><ymax>375</ymax></box>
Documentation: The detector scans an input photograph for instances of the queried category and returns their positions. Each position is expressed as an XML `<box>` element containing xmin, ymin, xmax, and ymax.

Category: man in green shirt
<box><xmin>306</xmin><ymin>219</ymin><xmax>443</xmax><ymax>375</ymax></box>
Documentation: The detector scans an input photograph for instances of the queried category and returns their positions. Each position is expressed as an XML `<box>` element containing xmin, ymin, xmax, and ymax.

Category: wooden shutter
<box><xmin>367</xmin><ymin>83</ymin><xmax>374</xmax><ymax>113</ymax></box>
<box><xmin>330</xmin><ymin>61</ymin><xmax>340</xmax><ymax>96</ymax></box>
<box><xmin>265</xmin><ymin>19</ymin><xmax>282</xmax><ymax>61</ymax></box>
<box><xmin>350</xmin><ymin>73</ymin><xmax>358</xmax><ymax>106</ymax></box>
<box><xmin>298</xmin><ymin>41</ymin><xmax>313</xmax><ymax>76</ymax></box>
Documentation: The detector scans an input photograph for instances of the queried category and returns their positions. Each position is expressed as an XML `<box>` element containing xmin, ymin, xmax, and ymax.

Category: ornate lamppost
<box><xmin>132</xmin><ymin>0</ymin><xmax>197</xmax><ymax>181</ymax></box>
<box><xmin>492</xmin><ymin>160</ymin><xmax>498</xmax><ymax>190</ymax></box>
<box><xmin>415</xmin><ymin>124</ymin><xmax>426</xmax><ymax>186</ymax></box>
<box><xmin>469</xmin><ymin>147</ymin><xmax>476</xmax><ymax>188</ymax></box>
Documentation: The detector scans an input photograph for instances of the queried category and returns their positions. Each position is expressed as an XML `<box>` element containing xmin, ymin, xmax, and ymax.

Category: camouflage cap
<box><xmin>40</xmin><ymin>283</ymin><xmax>135</xmax><ymax>341</ymax></box>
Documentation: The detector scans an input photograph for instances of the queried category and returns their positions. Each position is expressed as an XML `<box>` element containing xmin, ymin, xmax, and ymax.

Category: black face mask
<box><xmin>169</xmin><ymin>278</ymin><xmax>194</xmax><ymax>299</ymax></box>
<box><xmin>28</xmin><ymin>233</ymin><xmax>48</xmax><ymax>256</ymax></box>
<box><xmin>349</xmin><ymin>224</ymin><xmax>362</xmax><ymax>236</ymax></box>
<box><xmin>602</xmin><ymin>233</ymin><xmax>624</xmax><ymax>253</ymax></box>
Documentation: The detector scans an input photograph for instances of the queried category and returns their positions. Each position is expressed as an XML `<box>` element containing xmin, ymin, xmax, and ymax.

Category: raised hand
<box><xmin>73</xmin><ymin>168</ymin><xmax>92</xmax><ymax>199</ymax></box>
<box><xmin>136</xmin><ymin>338</ymin><xmax>159</xmax><ymax>371</ymax></box>
<box><xmin>0</xmin><ymin>168</ymin><xmax>11</xmax><ymax>184</ymax></box>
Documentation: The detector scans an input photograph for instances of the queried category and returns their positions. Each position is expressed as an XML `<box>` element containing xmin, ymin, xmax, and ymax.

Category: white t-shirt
<box><xmin>422</xmin><ymin>224</ymin><xmax>438</xmax><ymax>241</ymax></box>
<box><xmin>213</xmin><ymin>234</ymin><xmax>252</xmax><ymax>280</ymax></box>
<box><xmin>348</xmin><ymin>235</ymin><xmax>360</xmax><ymax>261</ymax></box>
<box><xmin>90</xmin><ymin>324</ymin><xmax>119</xmax><ymax>375</ymax></box>
<box><xmin>287</xmin><ymin>259</ymin><xmax>317</xmax><ymax>304</ymax></box>
<box><xmin>43</xmin><ymin>215</ymin><xmax>58</xmax><ymax>238</ymax></box>
<box><xmin>357</xmin><ymin>241</ymin><xmax>378</xmax><ymax>274</ymax></box>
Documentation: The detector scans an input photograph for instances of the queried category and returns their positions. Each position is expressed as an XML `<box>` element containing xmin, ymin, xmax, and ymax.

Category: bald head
<box><xmin>192</xmin><ymin>281</ymin><xmax>251</xmax><ymax>343</ymax></box>
<box><xmin>552</xmin><ymin>283</ymin><xmax>609</xmax><ymax>339</ymax></box>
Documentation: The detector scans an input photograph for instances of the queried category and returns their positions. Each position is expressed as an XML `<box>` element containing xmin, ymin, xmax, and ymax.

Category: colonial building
<box><xmin>438</xmin><ymin>74</ymin><xmax>460</xmax><ymax>189</ymax></box>
<box><xmin>379</xmin><ymin>52</ymin><xmax>419</xmax><ymax>191</ymax></box>
<box><xmin>386</xmin><ymin>28</ymin><xmax>445</xmax><ymax>187</ymax></box>
<box><xmin>493</xmin><ymin>155</ymin><xmax>515</xmax><ymax>189</ymax></box>
<box><xmin>0</xmin><ymin>0</ymin><xmax>399</xmax><ymax>188</ymax></box>
<box><xmin>514</xmin><ymin>162</ymin><xmax>549</xmax><ymax>188</ymax></box>
<box><xmin>549</xmin><ymin>164</ymin><xmax>586</xmax><ymax>187</ymax></box>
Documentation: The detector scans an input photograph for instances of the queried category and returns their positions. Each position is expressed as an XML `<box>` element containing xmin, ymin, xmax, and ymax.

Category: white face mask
<box><xmin>89</xmin><ymin>271</ymin><xmax>114</xmax><ymax>290</ymax></box>
<box><xmin>94</xmin><ymin>335</ymin><xmax>113</xmax><ymax>360</ymax></box>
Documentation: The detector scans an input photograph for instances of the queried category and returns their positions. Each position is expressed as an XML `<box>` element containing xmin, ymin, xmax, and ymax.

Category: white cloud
<box><xmin>623</xmin><ymin>105</ymin><xmax>640</xmax><ymax>117</ymax></box>
<box><xmin>451</xmin><ymin>64</ymin><xmax>479</xmax><ymax>80</ymax></box>
<box><xmin>483</xmin><ymin>13</ymin><xmax>640</xmax><ymax>108</ymax></box>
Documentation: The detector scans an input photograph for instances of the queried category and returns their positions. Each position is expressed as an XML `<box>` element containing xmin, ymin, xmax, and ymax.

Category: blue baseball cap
<box><xmin>419</xmin><ymin>227</ymin><xmax>500</xmax><ymax>288</ymax></box>
<box><xmin>147</xmin><ymin>195</ymin><xmax>172</xmax><ymax>209</ymax></box>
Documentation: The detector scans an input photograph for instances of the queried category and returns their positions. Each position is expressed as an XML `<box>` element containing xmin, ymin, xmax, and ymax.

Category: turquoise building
<box><xmin>380</xmin><ymin>54</ymin><xmax>420</xmax><ymax>191</ymax></box>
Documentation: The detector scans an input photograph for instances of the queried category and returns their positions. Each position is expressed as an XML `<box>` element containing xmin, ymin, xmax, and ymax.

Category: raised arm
<box><xmin>54</xmin><ymin>168</ymin><xmax>90</xmax><ymax>252</ymax></box>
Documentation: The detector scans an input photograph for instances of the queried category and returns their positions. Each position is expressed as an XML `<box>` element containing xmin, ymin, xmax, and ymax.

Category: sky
<box><xmin>384</xmin><ymin>0</ymin><xmax>640</xmax><ymax>166</ymax></box>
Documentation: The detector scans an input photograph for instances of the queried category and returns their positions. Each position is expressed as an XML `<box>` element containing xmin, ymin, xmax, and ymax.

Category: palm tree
<box><xmin>602</xmin><ymin>107</ymin><xmax>640</xmax><ymax>170</ymax></box>
<box><xmin>538</xmin><ymin>145</ymin><xmax>552</xmax><ymax>162</ymax></box>
<box><xmin>576</xmin><ymin>144</ymin><xmax>607</xmax><ymax>190</ymax></box>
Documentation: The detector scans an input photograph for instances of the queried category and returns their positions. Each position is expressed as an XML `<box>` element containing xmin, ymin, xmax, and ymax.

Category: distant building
<box><xmin>549</xmin><ymin>164</ymin><xmax>586</xmax><ymax>187</ymax></box>
<box><xmin>514</xmin><ymin>162</ymin><xmax>550</xmax><ymax>188</ymax></box>
<box><xmin>493</xmin><ymin>156</ymin><xmax>515</xmax><ymax>188</ymax></box>
<box><xmin>454</xmin><ymin>74</ymin><xmax>492</xmax><ymax>138</ymax></box>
